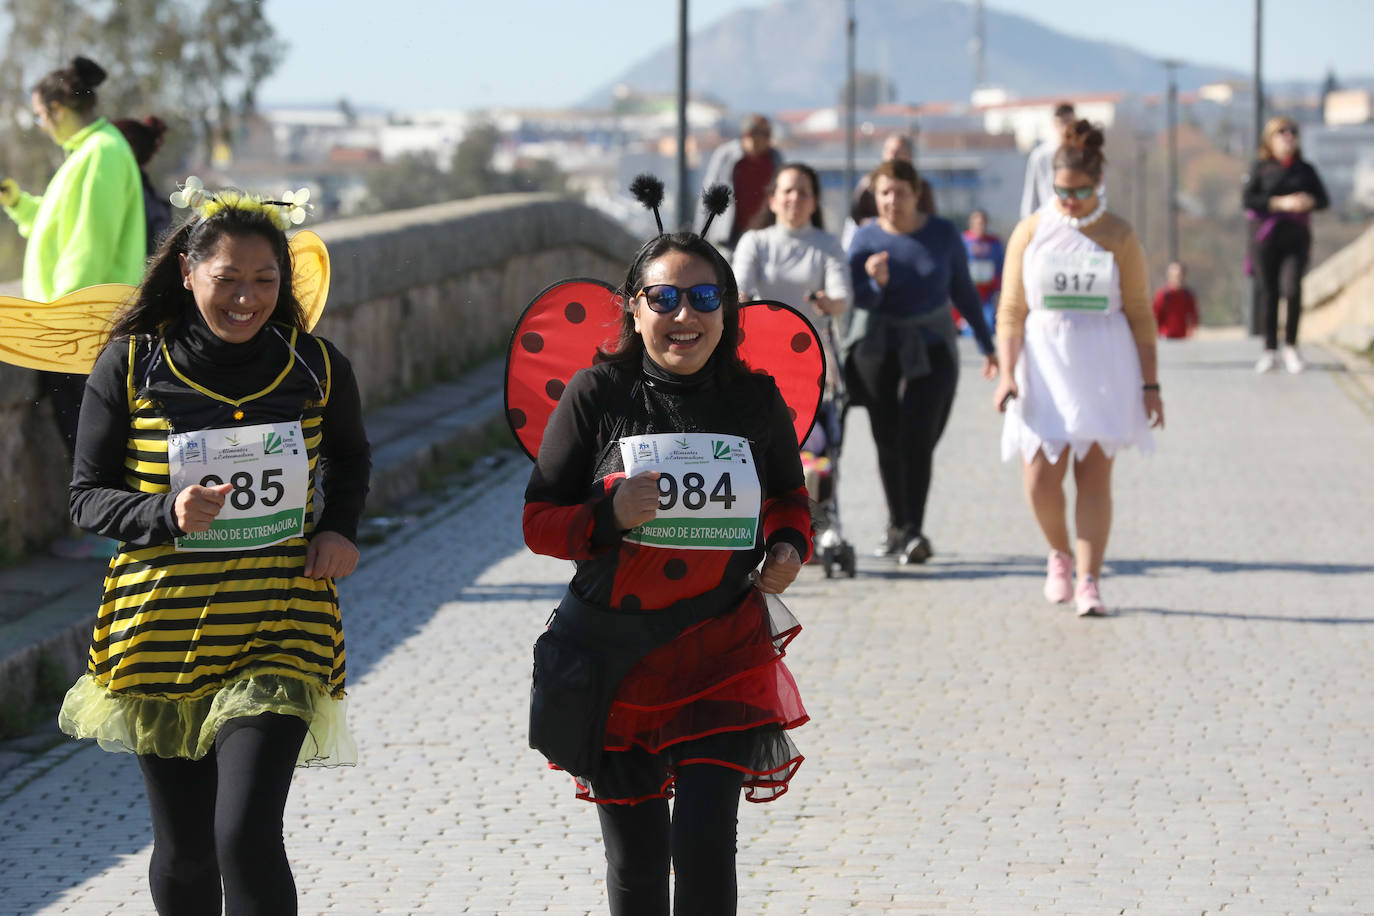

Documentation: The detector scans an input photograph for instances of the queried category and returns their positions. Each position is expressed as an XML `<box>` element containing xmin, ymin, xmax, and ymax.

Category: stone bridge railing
<box><xmin>1301</xmin><ymin>220</ymin><xmax>1374</xmax><ymax>353</ymax></box>
<box><xmin>0</xmin><ymin>193</ymin><xmax>638</xmax><ymax>559</ymax></box>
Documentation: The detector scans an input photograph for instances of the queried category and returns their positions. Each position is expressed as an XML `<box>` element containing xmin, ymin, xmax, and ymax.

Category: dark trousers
<box><xmin>596</xmin><ymin>763</ymin><xmax>745</xmax><ymax>915</ymax></box>
<box><xmin>138</xmin><ymin>712</ymin><xmax>308</xmax><ymax>916</ymax></box>
<box><xmin>40</xmin><ymin>370</ymin><xmax>87</xmax><ymax>460</ymax></box>
<box><xmin>1255</xmin><ymin>223</ymin><xmax>1311</xmax><ymax>351</ymax></box>
<box><xmin>849</xmin><ymin>342</ymin><xmax>959</xmax><ymax>539</ymax></box>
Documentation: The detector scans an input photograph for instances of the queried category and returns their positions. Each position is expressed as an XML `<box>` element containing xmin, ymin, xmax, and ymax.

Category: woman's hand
<box><xmin>305</xmin><ymin>530</ymin><xmax>360</xmax><ymax>579</ymax></box>
<box><xmin>173</xmin><ymin>482</ymin><xmax>232</xmax><ymax>533</ymax></box>
<box><xmin>613</xmin><ymin>470</ymin><xmax>661</xmax><ymax>530</ymax></box>
<box><xmin>809</xmin><ymin>291</ymin><xmax>844</xmax><ymax>316</ymax></box>
<box><xmin>1144</xmin><ymin>390</ymin><xmax>1165</xmax><ymax>429</ymax></box>
<box><xmin>993</xmin><ymin>377</ymin><xmax>1019</xmax><ymax>412</ymax></box>
<box><xmin>981</xmin><ymin>353</ymin><xmax>999</xmax><ymax>381</ymax></box>
<box><xmin>864</xmin><ymin>251</ymin><xmax>891</xmax><ymax>287</ymax></box>
<box><xmin>0</xmin><ymin>180</ymin><xmax>19</xmax><ymax>208</ymax></box>
<box><xmin>756</xmin><ymin>542</ymin><xmax>802</xmax><ymax>594</ymax></box>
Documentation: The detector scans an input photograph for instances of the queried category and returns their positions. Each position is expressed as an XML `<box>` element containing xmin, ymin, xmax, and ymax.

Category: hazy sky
<box><xmin>258</xmin><ymin>0</ymin><xmax>1373</xmax><ymax>111</ymax></box>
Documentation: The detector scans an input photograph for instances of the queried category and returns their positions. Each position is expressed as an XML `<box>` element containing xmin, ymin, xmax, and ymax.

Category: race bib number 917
<box><xmin>619</xmin><ymin>433</ymin><xmax>761</xmax><ymax>550</ymax></box>
<box><xmin>1039</xmin><ymin>250</ymin><xmax>1114</xmax><ymax>311</ymax></box>
<box><xmin>168</xmin><ymin>420</ymin><xmax>309</xmax><ymax>551</ymax></box>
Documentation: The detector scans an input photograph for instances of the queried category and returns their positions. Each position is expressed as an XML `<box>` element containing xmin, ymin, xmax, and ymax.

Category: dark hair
<box><xmin>748</xmin><ymin>162</ymin><xmax>824</xmax><ymax>231</ymax></box>
<box><xmin>107</xmin><ymin>200</ymin><xmax>306</xmax><ymax>342</ymax></box>
<box><xmin>33</xmin><ymin>56</ymin><xmax>106</xmax><ymax>116</ymax></box>
<box><xmin>596</xmin><ymin>233</ymin><xmax>748</xmax><ymax>379</ymax></box>
<box><xmin>1053</xmin><ymin>102</ymin><xmax>1076</xmax><ymax>121</ymax></box>
<box><xmin>113</xmin><ymin>116</ymin><xmax>167</xmax><ymax>166</ymax></box>
<box><xmin>1052</xmin><ymin>119</ymin><xmax>1107</xmax><ymax>181</ymax></box>
<box><xmin>869</xmin><ymin>158</ymin><xmax>920</xmax><ymax>194</ymax></box>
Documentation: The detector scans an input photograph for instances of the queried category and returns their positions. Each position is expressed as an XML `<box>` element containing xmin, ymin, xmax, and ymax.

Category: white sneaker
<box><xmin>1254</xmin><ymin>350</ymin><xmax>1278</xmax><ymax>374</ymax></box>
<box><xmin>1281</xmin><ymin>345</ymin><xmax>1304</xmax><ymax>374</ymax></box>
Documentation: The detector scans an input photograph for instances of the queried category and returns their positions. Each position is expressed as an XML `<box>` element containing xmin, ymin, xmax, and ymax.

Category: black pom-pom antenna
<box><xmin>625</xmin><ymin>175</ymin><xmax>732</xmax><ymax>241</ymax></box>
<box><xmin>630</xmin><ymin>173</ymin><xmax>666</xmax><ymax>233</ymax></box>
<box><xmin>699</xmin><ymin>184</ymin><xmax>731</xmax><ymax>240</ymax></box>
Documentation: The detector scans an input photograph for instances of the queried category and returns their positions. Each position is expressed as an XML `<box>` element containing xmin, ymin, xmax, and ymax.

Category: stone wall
<box><xmin>0</xmin><ymin>194</ymin><xmax>638</xmax><ymax>557</ymax></box>
<box><xmin>1300</xmin><ymin>220</ymin><xmax>1374</xmax><ymax>352</ymax></box>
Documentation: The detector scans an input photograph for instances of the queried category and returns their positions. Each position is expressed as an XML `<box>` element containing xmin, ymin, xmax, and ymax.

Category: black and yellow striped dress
<box><xmin>59</xmin><ymin>323</ymin><xmax>365</xmax><ymax>765</ymax></box>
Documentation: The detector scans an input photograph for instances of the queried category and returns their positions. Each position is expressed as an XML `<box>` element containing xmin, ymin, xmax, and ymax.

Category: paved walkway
<box><xmin>1</xmin><ymin>336</ymin><xmax>1371</xmax><ymax>914</ymax></box>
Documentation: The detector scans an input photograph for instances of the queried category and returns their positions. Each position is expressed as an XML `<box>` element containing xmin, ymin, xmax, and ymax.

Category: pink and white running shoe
<box><xmin>1044</xmin><ymin>550</ymin><xmax>1073</xmax><ymax>604</ymax></box>
<box><xmin>1075</xmin><ymin>575</ymin><xmax>1107</xmax><ymax>617</ymax></box>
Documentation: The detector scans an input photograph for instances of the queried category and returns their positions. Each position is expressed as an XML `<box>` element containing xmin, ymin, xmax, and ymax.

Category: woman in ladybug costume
<box><xmin>519</xmin><ymin>177</ymin><xmax>812</xmax><ymax>914</ymax></box>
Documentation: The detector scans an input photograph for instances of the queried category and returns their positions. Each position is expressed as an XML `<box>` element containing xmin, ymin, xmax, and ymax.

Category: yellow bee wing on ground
<box><xmin>289</xmin><ymin>230</ymin><xmax>331</xmax><ymax>331</ymax></box>
<box><xmin>0</xmin><ymin>284</ymin><xmax>136</xmax><ymax>373</ymax></box>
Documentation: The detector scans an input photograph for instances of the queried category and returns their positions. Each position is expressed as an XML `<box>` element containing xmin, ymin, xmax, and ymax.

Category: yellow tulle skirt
<box><xmin>58</xmin><ymin>670</ymin><xmax>356</xmax><ymax>766</ymax></box>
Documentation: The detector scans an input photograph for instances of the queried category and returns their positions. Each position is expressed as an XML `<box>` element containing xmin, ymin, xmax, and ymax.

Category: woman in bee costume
<box><xmin>56</xmin><ymin>178</ymin><xmax>369</xmax><ymax>914</ymax></box>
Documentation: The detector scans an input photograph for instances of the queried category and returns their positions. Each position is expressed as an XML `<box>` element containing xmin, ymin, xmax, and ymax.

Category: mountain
<box><xmin>585</xmin><ymin>0</ymin><xmax>1240</xmax><ymax>112</ymax></box>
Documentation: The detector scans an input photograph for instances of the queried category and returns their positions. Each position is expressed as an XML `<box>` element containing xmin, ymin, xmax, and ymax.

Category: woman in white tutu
<box><xmin>992</xmin><ymin>120</ymin><xmax>1164</xmax><ymax>616</ymax></box>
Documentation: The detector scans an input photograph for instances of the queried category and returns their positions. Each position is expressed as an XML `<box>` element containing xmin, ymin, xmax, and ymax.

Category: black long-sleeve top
<box><xmin>70</xmin><ymin>310</ymin><xmax>371</xmax><ymax>547</ymax></box>
<box><xmin>523</xmin><ymin>354</ymin><xmax>811</xmax><ymax>612</ymax></box>
<box><xmin>1242</xmin><ymin>156</ymin><xmax>1330</xmax><ymax>215</ymax></box>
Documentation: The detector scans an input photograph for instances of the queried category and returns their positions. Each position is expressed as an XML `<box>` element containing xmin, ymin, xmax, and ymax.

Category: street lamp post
<box><xmin>843</xmin><ymin>0</ymin><xmax>856</xmax><ymax>216</ymax></box>
<box><xmin>676</xmin><ymin>0</ymin><xmax>691</xmax><ymax>231</ymax></box>
<box><xmin>1163</xmin><ymin>59</ymin><xmax>1181</xmax><ymax>268</ymax></box>
<box><xmin>1248</xmin><ymin>0</ymin><xmax>1264</xmax><ymax>334</ymax></box>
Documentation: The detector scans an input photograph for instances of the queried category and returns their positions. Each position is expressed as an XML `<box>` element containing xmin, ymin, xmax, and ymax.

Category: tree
<box><xmin>0</xmin><ymin>0</ymin><xmax>284</xmax><ymax>279</ymax></box>
<box><xmin>355</xmin><ymin>151</ymin><xmax>447</xmax><ymax>215</ymax></box>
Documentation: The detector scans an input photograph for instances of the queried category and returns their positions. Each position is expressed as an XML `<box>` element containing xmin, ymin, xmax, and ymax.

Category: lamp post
<box><xmin>1163</xmin><ymin>59</ymin><xmax>1181</xmax><ymax>267</ymax></box>
<box><xmin>675</xmin><ymin>0</ymin><xmax>691</xmax><ymax>230</ymax></box>
<box><xmin>843</xmin><ymin>0</ymin><xmax>856</xmax><ymax>214</ymax></box>
<box><xmin>1248</xmin><ymin>0</ymin><xmax>1264</xmax><ymax>334</ymax></box>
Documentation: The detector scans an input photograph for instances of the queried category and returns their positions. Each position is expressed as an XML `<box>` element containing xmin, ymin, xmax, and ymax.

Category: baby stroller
<box><xmin>803</xmin><ymin>315</ymin><xmax>856</xmax><ymax>578</ymax></box>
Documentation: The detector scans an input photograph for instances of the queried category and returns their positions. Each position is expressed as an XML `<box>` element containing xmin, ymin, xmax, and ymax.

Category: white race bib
<box><xmin>969</xmin><ymin>258</ymin><xmax>996</xmax><ymax>284</ymax></box>
<box><xmin>168</xmin><ymin>420</ymin><xmax>309</xmax><ymax>551</ymax></box>
<box><xmin>619</xmin><ymin>433</ymin><xmax>761</xmax><ymax>550</ymax></box>
<box><xmin>1039</xmin><ymin>250</ymin><xmax>1114</xmax><ymax>311</ymax></box>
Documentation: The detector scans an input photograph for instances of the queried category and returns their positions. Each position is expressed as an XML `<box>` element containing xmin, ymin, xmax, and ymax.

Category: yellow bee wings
<box><xmin>0</xmin><ymin>230</ymin><xmax>331</xmax><ymax>374</ymax></box>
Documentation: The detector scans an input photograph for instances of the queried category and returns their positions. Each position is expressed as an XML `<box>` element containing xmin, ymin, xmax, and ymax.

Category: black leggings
<box><xmin>849</xmin><ymin>341</ymin><xmax>959</xmax><ymax>539</ymax></box>
<box><xmin>596</xmin><ymin>763</ymin><xmax>746</xmax><ymax>915</ymax></box>
<box><xmin>1255</xmin><ymin>222</ymin><xmax>1311</xmax><ymax>350</ymax></box>
<box><xmin>138</xmin><ymin>712</ymin><xmax>308</xmax><ymax>916</ymax></box>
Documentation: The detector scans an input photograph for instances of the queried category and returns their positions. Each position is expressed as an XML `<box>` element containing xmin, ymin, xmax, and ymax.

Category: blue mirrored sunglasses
<box><xmin>1053</xmin><ymin>185</ymin><xmax>1096</xmax><ymax>201</ymax></box>
<box><xmin>637</xmin><ymin>283</ymin><xmax>723</xmax><ymax>313</ymax></box>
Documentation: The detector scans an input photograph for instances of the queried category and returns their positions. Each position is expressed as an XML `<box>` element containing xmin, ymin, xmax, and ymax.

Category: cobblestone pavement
<box><xmin>1</xmin><ymin>337</ymin><xmax>1371</xmax><ymax>915</ymax></box>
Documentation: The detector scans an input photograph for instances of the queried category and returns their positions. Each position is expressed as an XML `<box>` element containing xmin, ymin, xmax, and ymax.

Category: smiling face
<box><xmin>769</xmin><ymin>167</ymin><xmax>817</xmax><ymax>229</ymax></box>
<box><xmin>181</xmin><ymin>232</ymin><xmax>282</xmax><ymax>344</ymax></box>
<box><xmin>632</xmin><ymin>249</ymin><xmax>724</xmax><ymax>376</ymax></box>
<box><xmin>1052</xmin><ymin>167</ymin><xmax>1099</xmax><ymax>219</ymax></box>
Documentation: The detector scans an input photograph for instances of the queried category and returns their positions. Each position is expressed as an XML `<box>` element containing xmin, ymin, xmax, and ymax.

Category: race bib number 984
<box><xmin>619</xmin><ymin>433</ymin><xmax>761</xmax><ymax>550</ymax></box>
<box><xmin>168</xmin><ymin>420</ymin><xmax>309</xmax><ymax>551</ymax></box>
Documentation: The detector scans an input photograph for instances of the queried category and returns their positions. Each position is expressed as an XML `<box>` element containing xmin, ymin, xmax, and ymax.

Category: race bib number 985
<box><xmin>619</xmin><ymin>433</ymin><xmax>761</xmax><ymax>550</ymax></box>
<box><xmin>168</xmin><ymin>420</ymin><xmax>309</xmax><ymax>551</ymax></box>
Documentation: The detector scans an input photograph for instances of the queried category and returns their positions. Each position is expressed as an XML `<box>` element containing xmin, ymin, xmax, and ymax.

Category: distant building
<box><xmin>1324</xmin><ymin>89</ymin><xmax>1374</xmax><ymax>127</ymax></box>
<box><xmin>976</xmin><ymin>94</ymin><xmax>1123</xmax><ymax>152</ymax></box>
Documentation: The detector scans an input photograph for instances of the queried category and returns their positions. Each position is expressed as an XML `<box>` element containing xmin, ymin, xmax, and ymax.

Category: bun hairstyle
<box><xmin>1052</xmin><ymin>119</ymin><xmax>1107</xmax><ymax>181</ymax></box>
<box><xmin>33</xmin><ymin>56</ymin><xmax>107</xmax><ymax>115</ymax></box>
<box><xmin>113</xmin><ymin>115</ymin><xmax>168</xmax><ymax>166</ymax></box>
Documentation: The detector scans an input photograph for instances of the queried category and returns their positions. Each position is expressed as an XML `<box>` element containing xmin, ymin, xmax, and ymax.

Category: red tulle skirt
<box><xmin>570</xmin><ymin>589</ymin><xmax>807</xmax><ymax>805</ymax></box>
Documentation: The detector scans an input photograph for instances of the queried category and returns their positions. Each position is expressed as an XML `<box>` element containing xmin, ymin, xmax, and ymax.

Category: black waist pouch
<box><xmin>529</xmin><ymin>586</ymin><xmax>746</xmax><ymax>780</ymax></box>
